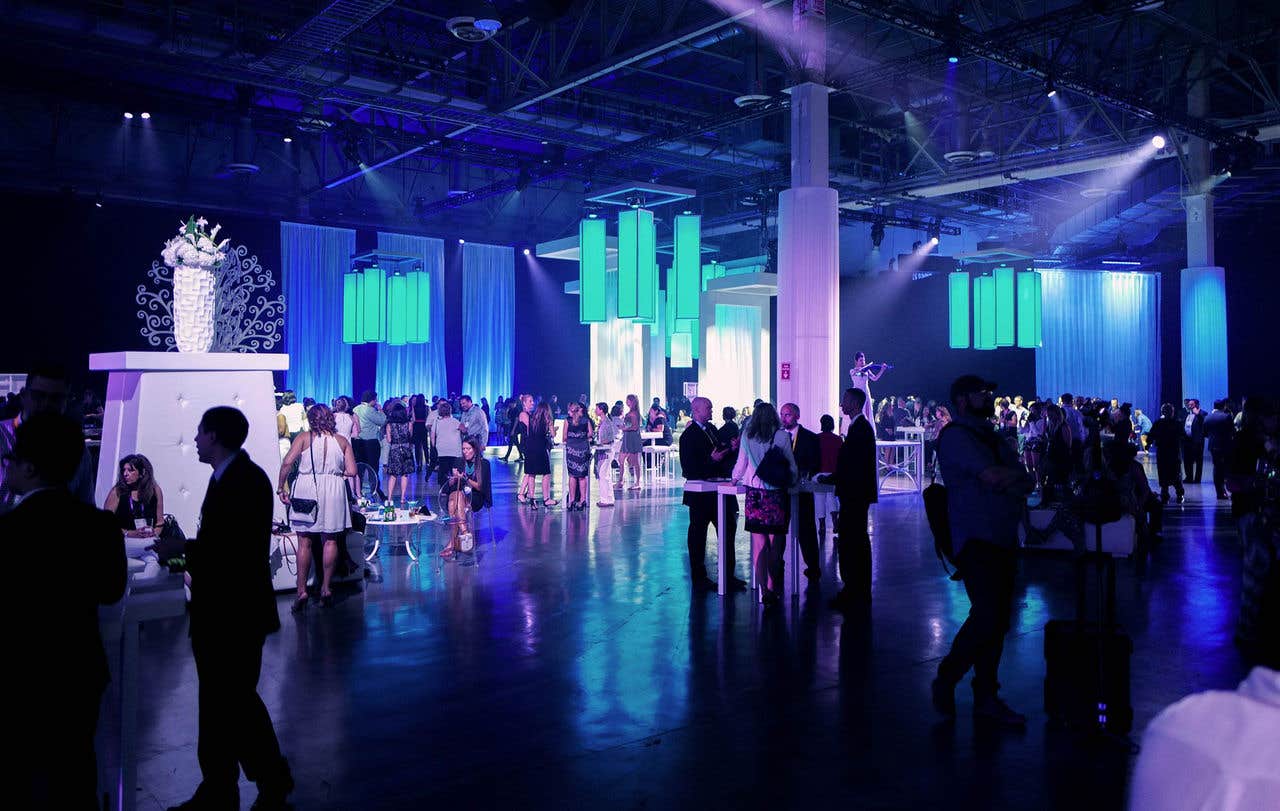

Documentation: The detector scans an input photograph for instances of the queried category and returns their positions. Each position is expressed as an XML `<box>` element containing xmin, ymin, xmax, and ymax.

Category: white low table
<box><xmin>787</xmin><ymin>479</ymin><xmax>835</xmax><ymax>600</ymax></box>
<box><xmin>896</xmin><ymin>425</ymin><xmax>926</xmax><ymax>443</ymax></box>
<box><xmin>876</xmin><ymin>439</ymin><xmax>924</xmax><ymax>494</ymax></box>
<box><xmin>362</xmin><ymin>510</ymin><xmax>432</xmax><ymax>561</ymax></box>
<box><xmin>641</xmin><ymin>445</ymin><xmax>675</xmax><ymax>484</ymax></box>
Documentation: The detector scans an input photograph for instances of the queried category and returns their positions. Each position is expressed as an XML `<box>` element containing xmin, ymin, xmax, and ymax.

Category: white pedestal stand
<box><xmin>90</xmin><ymin>351</ymin><xmax>290</xmax><ymax>534</ymax></box>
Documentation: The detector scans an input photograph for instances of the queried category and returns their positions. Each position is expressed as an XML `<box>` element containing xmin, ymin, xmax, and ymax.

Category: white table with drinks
<box><xmin>360</xmin><ymin>502</ymin><xmax>433</xmax><ymax>561</ymax></box>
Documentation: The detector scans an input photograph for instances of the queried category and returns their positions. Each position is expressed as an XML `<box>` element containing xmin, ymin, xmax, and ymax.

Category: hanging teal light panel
<box><xmin>342</xmin><ymin>269</ymin><xmax>363</xmax><ymax>344</ymax></box>
<box><xmin>974</xmin><ymin>275</ymin><xmax>996</xmax><ymax>350</ymax></box>
<box><xmin>1016</xmin><ymin>270</ymin><xmax>1043</xmax><ymax>348</ymax></box>
<box><xmin>579</xmin><ymin>217</ymin><xmax>607</xmax><ymax>323</ymax></box>
<box><xmin>948</xmin><ymin>271</ymin><xmax>969</xmax><ymax>349</ymax></box>
<box><xmin>994</xmin><ymin>265</ymin><xmax>1016</xmax><ymax>346</ymax></box>
<box><xmin>673</xmin><ymin>214</ymin><xmax>701</xmax><ymax>320</ymax></box>
<box><xmin>386</xmin><ymin>271</ymin><xmax>408</xmax><ymax>346</ymax></box>
<box><xmin>634</xmin><ymin>262</ymin><xmax>659</xmax><ymax>325</ymax></box>
<box><xmin>360</xmin><ymin>264</ymin><xmax>386</xmax><ymax>343</ymax></box>
<box><xmin>406</xmin><ymin>266</ymin><xmax>430</xmax><ymax>343</ymax></box>
<box><xmin>617</xmin><ymin>208</ymin><xmax>655</xmax><ymax>320</ymax></box>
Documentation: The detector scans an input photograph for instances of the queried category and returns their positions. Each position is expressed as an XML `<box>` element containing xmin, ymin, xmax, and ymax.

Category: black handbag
<box><xmin>748</xmin><ymin>433</ymin><xmax>793</xmax><ymax>490</ymax></box>
<box><xmin>288</xmin><ymin>439</ymin><xmax>321</xmax><ymax>524</ymax></box>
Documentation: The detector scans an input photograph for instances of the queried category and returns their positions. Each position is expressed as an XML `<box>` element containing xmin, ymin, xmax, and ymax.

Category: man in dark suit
<box><xmin>679</xmin><ymin>396</ymin><xmax>744</xmax><ymax>592</ymax></box>
<box><xmin>6</xmin><ymin>413</ymin><xmax>126</xmax><ymax>807</ymax></box>
<box><xmin>170</xmin><ymin>407</ymin><xmax>292</xmax><ymax>811</ymax></box>
<box><xmin>820</xmin><ymin>388</ymin><xmax>878</xmax><ymax>611</ymax></box>
<box><xmin>1182</xmin><ymin>398</ymin><xmax>1207</xmax><ymax>484</ymax></box>
<box><xmin>1203</xmin><ymin>399</ymin><xmax>1235</xmax><ymax>499</ymax></box>
<box><xmin>780</xmin><ymin>402</ymin><xmax>823</xmax><ymax>582</ymax></box>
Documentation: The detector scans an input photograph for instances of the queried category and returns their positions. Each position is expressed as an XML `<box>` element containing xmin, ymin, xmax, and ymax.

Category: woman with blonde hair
<box><xmin>278</xmin><ymin>403</ymin><xmax>356</xmax><ymax>611</ymax></box>
<box><xmin>620</xmin><ymin>393</ymin><xmax>643</xmax><ymax>490</ymax></box>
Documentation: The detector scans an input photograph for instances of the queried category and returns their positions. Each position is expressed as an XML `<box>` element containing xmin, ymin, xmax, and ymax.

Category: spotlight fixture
<box><xmin>458</xmin><ymin>238</ymin><xmax>466</xmax><ymax>245</ymax></box>
<box><xmin>522</xmin><ymin>248</ymin><xmax>531</xmax><ymax>256</ymax></box>
<box><xmin>1044</xmin><ymin>78</ymin><xmax>1056</xmax><ymax>98</ymax></box>
<box><xmin>927</xmin><ymin>220</ymin><xmax>943</xmax><ymax>245</ymax></box>
<box><xmin>94</xmin><ymin>193</ymin><xmax>103</xmax><ymax>209</ymax></box>
<box><xmin>948</xmin><ymin>55</ymin><xmax>959</xmax><ymax>64</ymax></box>
<box><xmin>140</xmin><ymin>112</ymin><xmax>151</xmax><ymax>120</ymax></box>
<box><xmin>123</xmin><ymin>112</ymin><xmax>134</xmax><ymax>119</ymax></box>
<box><xmin>930</xmin><ymin>236</ymin><xmax>940</xmax><ymax>245</ymax></box>
<box><xmin>283</xmin><ymin>136</ymin><xmax>293</xmax><ymax>144</ymax></box>
<box><xmin>1151</xmin><ymin>134</ymin><xmax>1166</xmax><ymax>149</ymax></box>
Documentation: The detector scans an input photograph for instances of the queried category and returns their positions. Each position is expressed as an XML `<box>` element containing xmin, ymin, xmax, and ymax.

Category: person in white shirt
<box><xmin>1128</xmin><ymin>667</ymin><xmax>1280</xmax><ymax>811</ymax></box>
<box><xmin>458</xmin><ymin>395</ymin><xmax>489</xmax><ymax>450</ymax></box>
<box><xmin>277</xmin><ymin>391</ymin><xmax>307</xmax><ymax>438</ymax></box>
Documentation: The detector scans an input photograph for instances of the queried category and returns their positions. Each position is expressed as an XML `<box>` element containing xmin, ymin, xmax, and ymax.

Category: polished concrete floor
<box><xmin>133</xmin><ymin>453</ymin><xmax>1250</xmax><ymax>810</ymax></box>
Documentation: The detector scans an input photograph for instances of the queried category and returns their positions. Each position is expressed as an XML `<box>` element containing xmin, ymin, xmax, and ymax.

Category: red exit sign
<box><xmin>780</xmin><ymin>362</ymin><xmax>791</xmax><ymax>381</ymax></box>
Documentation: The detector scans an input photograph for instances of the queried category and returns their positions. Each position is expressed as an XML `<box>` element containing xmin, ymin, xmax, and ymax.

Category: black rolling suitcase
<box><xmin>1044</xmin><ymin>522</ymin><xmax>1134</xmax><ymax>734</ymax></box>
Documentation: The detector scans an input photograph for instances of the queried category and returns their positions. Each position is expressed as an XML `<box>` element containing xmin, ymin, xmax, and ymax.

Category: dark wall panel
<box><xmin>838</xmin><ymin>272</ymin><xmax>1036</xmax><ymax>406</ymax></box>
<box><xmin>513</xmin><ymin>256</ymin><xmax>589</xmax><ymax>403</ymax></box>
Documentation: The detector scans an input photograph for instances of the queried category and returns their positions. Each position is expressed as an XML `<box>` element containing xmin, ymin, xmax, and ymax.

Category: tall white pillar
<box><xmin>776</xmin><ymin>79</ymin><xmax>839</xmax><ymax>426</ymax></box>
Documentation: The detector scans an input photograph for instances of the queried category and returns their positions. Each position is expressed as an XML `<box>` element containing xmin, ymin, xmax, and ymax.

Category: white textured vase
<box><xmin>173</xmin><ymin>264</ymin><xmax>217</xmax><ymax>352</ymax></box>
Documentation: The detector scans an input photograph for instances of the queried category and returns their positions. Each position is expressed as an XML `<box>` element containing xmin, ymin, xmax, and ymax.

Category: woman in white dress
<box><xmin>848</xmin><ymin>351</ymin><xmax>887</xmax><ymax>424</ymax></box>
<box><xmin>278</xmin><ymin>404</ymin><xmax>356</xmax><ymax>611</ymax></box>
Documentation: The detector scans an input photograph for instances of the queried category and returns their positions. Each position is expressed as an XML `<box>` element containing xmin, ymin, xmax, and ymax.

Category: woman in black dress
<box><xmin>520</xmin><ymin>401</ymin><xmax>557</xmax><ymax>507</ymax></box>
<box><xmin>410</xmin><ymin>393</ymin><xmax>429</xmax><ymax>472</ymax></box>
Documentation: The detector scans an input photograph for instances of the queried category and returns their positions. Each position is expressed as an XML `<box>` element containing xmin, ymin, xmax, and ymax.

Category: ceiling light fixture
<box><xmin>140</xmin><ymin>112</ymin><xmax>151</xmax><ymax>120</ymax></box>
<box><xmin>123</xmin><ymin>112</ymin><xmax>134</xmax><ymax>119</ymax></box>
<box><xmin>1151</xmin><ymin>134</ymin><xmax>1167</xmax><ymax>149</ymax></box>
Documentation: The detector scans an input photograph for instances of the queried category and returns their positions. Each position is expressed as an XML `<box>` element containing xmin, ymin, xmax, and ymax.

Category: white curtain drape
<box><xmin>461</xmin><ymin>242</ymin><xmax>514</xmax><ymax>405</ymax></box>
<box><xmin>590</xmin><ymin>270</ymin><xmax>647</xmax><ymax>406</ymax></box>
<box><xmin>374</xmin><ymin>232</ymin><xmax>446</xmax><ymax>397</ymax></box>
<box><xmin>703</xmin><ymin>303</ymin><xmax>765</xmax><ymax>414</ymax></box>
<box><xmin>1036</xmin><ymin>270</ymin><xmax>1161</xmax><ymax>413</ymax></box>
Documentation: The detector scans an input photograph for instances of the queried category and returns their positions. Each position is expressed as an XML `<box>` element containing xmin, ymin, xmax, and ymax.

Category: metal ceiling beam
<box><xmin>253</xmin><ymin>0</ymin><xmax>396</xmax><ymax>78</ymax></box>
<box><xmin>828</xmin><ymin>0</ymin><xmax>1253</xmax><ymax>149</ymax></box>
<box><xmin>442</xmin><ymin>0</ymin><xmax>791</xmax><ymax>140</ymax></box>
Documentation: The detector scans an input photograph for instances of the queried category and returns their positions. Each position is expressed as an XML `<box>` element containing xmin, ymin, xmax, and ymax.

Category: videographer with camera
<box><xmin>932</xmin><ymin>375</ymin><xmax>1036</xmax><ymax>728</ymax></box>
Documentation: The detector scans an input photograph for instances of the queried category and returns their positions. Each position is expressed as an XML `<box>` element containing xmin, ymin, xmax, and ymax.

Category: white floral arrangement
<box><xmin>161</xmin><ymin>216</ymin><xmax>229</xmax><ymax>270</ymax></box>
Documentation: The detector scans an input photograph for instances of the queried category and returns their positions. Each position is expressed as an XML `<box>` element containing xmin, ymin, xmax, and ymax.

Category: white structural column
<box><xmin>1180</xmin><ymin>33</ymin><xmax>1227</xmax><ymax>405</ymax></box>
<box><xmin>776</xmin><ymin>80</ymin><xmax>840</xmax><ymax>424</ymax></box>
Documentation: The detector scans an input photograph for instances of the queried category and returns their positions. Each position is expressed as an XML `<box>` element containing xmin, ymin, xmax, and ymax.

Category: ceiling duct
<box><xmin>219</xmin><ymin>116</ymin><xmax>260</xmax><ymax>176</ymax></box>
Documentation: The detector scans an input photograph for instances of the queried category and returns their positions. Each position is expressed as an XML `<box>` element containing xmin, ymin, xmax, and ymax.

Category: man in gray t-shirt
<box><xmin>458</xmin><ymin>395</ymin><xmax>489</xmax><ymax>449</ymax></box>
<box><xmin>933</xmin><ymin>374</ymin><xmax>1035</xmax><ymax>729</ymax></box>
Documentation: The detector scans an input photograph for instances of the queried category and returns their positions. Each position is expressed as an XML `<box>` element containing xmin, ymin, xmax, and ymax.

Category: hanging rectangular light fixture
<box><xmin>1017</xmin><ymin>270</ymin><xmax>1042</xmax><ymax>348</ymax></box>
<box><xmin>360</xmin><ymin>264</ymin><xmax>386</xmax><ymax>343</ymax></box>
<box><xmin>386</xmin><ymin>270</ymin><xmax>408</xmax><ymax>346</ymax></box>
<box><xmin>671</xmin><ymin>331</ymin><xmax>693</xmax><ymax>368</ymax></box>
<box><xmin>406</xmin><ymin>266</ymin><xmax>430</xmax><ymax>343</ymax></box>
<box><xmin>974</xmin><ymin>275</ymin><xmax>996</xmax><ymax>350</ymax></box>
<box><xmin>948</xmin><ymin>271</ymin><xmax>969</xmax><ymax>349</ymax></box>
<box><xmin>342</xmin><ymin>269</ymin><xmax>363</xmax><ymax>344</ymax></box>
<box><xmin>579</xmin><ymin>217</ymin><xmax>607</xmax><ymax>323</ymax></box>
<box><xmin>994</xmin><ymin>265</ymin><xmax>1015</xmax><ymax>346</ymax></box>
<box><xmin>617</xmin><ymin>208</ymin><xmax>654</xmax><ymax>320</ymax></box>
<box><xmin>673</xmin><ymin>213</ymin><xmax>701</xmax><ymax>320</ymax></box>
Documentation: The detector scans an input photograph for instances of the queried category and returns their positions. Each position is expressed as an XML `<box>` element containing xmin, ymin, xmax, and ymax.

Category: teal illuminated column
<box><xmin>634</xmin><ymin>262</ymin><xmax>658</xmax><ymax>325</ymax></box>
<box><xmin>342</xmin><ymin>269</ymin><xmax>363</xmax><ymax>344</ymax></box>
<box><xmin>994</xmin><ymin>265</ymin><xmax>1015</xmax><ymax>346</ymax></box>
<box><xmin>360</xmin><ymin>265</ymin><xmax>386</xmax><ymax>343</ymax></box>
<box><xmin>386</xmin><ymin>271</ymin><xmax>407</xmax><ymax>346</ymax></box>
<box><xmin>406</xmin><ymin>267</ymin><xmax>430</xmax><ymax>343</ymax></box>
<box><xmin>948</xmin><ymin>271</ymin><xmax>969</xmax><ymax>348</ymax></box>
<box><xmin>974</xmin><ymin>275</ymin><xmax>996</xmax><ymax>350</ymax></box>
<box><xmin>1016</xmin><ymin>270</ymin><xmax>1042</xmax><ymax>348</ymax></box>
<box><xmin>579</xmin><ymin>217</ymin><xmax>607</xmax><ymax>323</ymax></box>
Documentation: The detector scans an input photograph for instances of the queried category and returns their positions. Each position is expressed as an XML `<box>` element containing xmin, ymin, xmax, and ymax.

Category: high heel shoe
<box><xmin>290</xmin><ymin>594</ymin><xmax>309</xmax><ymax>614</ymax></box>
<box><xmin>320</xmin><ymin>593</ymin><xmax>334</xmax><ymax>609</ymax></box>
<box><xmin>517</xmin><ymin>494</ymin><xmax>529</xmax><ymax>505</ymax></box>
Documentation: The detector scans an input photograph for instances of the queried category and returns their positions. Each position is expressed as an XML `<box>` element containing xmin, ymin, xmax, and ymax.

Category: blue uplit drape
<box><xmin>1181</xmin><ymin>266</ymin><xmax>1228</xmax><ymax>406</ymax></box>
<box><xmin>1036</xmin><ymin>270</ymin><xmax>1161</xmax><ymax>412</ymax></box>
<box><xmin>282</xmin><ymin>221</ymin><xmax>355</xmax><ymax>400</ymax></box>
<box><xmin>461</xmin><ymin>242</ymin><xmax>514</xmax><ymax>404</ymax></box>
<box><xmin>374</xmin><ymin>232</ymin><xmax>446</xmax><ymax>397</ymax></box>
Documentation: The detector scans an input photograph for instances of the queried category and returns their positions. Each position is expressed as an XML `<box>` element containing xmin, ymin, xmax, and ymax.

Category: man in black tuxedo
<box><xmin>780</xmin><ymin>402</ymin><xmax>823</xmax><ymax>583</ymax></box>
<box><xmin>170</xmin><ymin>407</ymin><xmax>292</xmax><ymax>811</ymax></box>
<box><xmin>679</xmin><ymin>396</ymin><xmax>745</xmax><ymax>592</ymax></box>
<box><xmin>820</xmin><ymin>388</ymin><xmax>878</xmax><ymax>610</ymax></box>
<box><xmin>6</xmin><ymin>413</ymin><xmax>126</xmax><ymax>807</ymax></box>
<box><xmin>1182</xmin><ymin>398</ymin><xmax>1207</xmax><ymax>484</ymax></box>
